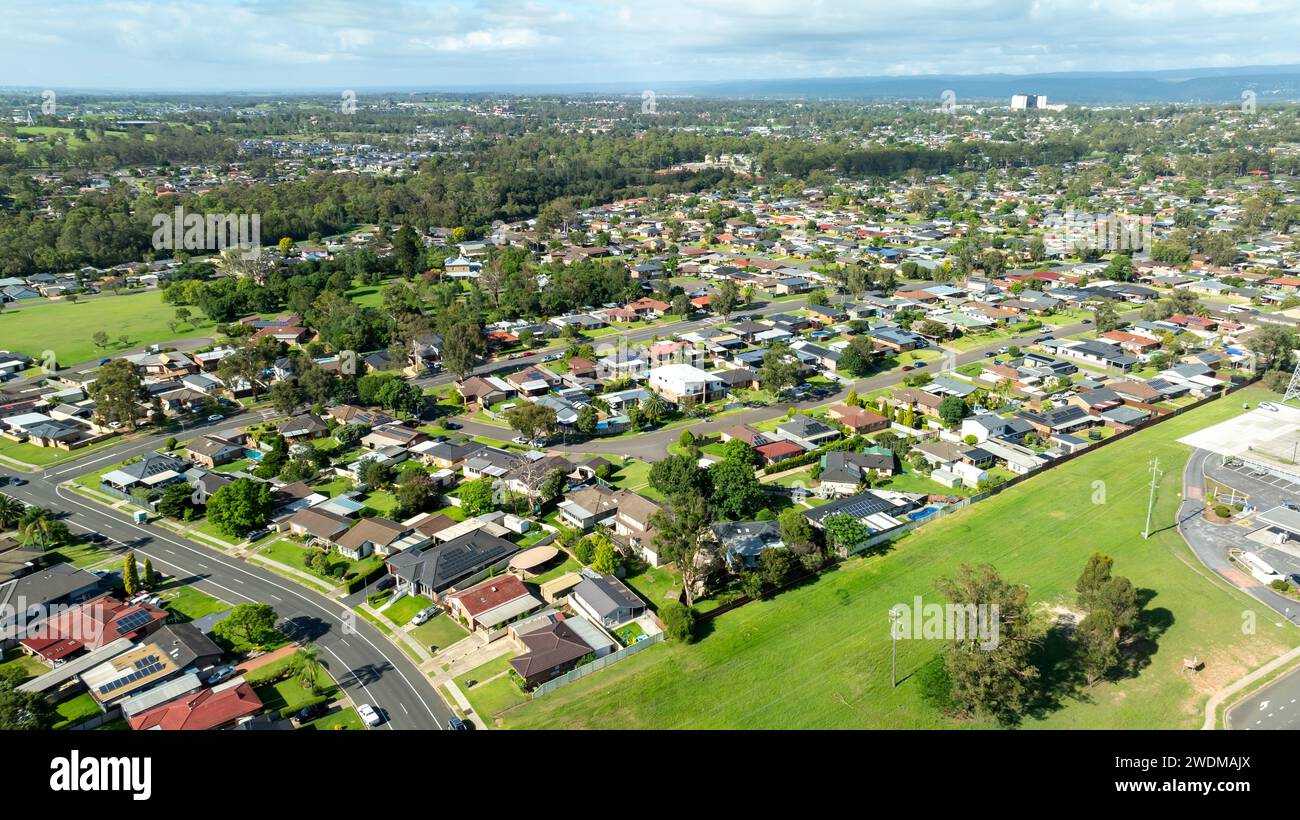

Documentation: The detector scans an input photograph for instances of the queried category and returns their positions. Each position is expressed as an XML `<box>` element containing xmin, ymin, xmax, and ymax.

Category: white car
<box><xmin>207</xmin><ymin>414</ymin><xmax>224</xmax><ymax>422</ymax></box>
<box><xmin>411</xmin><ymin>606</ymin><xmax>437</xmax><ymax>626</ymax></box>
<box><xmin>357</xmin><ymin>703</ymin><xmax>383</xmax><ymax>727</ymax></box>
<box><xmin>511</xmin><ymin>437</ymin><xmax>529</xmax><ymax>446</ymax></box>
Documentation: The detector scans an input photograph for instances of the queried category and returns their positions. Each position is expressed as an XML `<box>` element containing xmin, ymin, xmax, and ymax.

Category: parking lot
<box><xmin>1216</xmin><ymin>459</ymin><xmax>1300</xmax><ymax>501</ymax></box>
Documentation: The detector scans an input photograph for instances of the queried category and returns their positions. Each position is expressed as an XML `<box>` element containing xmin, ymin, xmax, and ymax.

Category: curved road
<box><xmin>4</xmin><ymin>432</ymin><xmax>453</xmax><ymax>730</ymax></box>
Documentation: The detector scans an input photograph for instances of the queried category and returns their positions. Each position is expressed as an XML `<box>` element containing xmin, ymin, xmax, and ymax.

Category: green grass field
<box><xmin>0</xmin><ymin>289</ymin><xmax>216</xmax><ymax>365</ymax></box>
<box><xmin>502</xmin><ymin>387</ymin><xmax>1298</xmax><ymax>730</ymax></box>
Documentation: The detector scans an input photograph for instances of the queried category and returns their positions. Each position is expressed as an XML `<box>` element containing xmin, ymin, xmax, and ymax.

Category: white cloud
<box><xmin>2</xmin><ymin>0</ymin><xmax>1298</xmax><ymax>88</ymax></box>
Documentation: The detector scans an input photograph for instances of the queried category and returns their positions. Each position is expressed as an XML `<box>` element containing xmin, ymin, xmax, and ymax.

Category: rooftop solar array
<box><xmin>114</xmin><ymin>609</ymin><xmax>154</xmax><ymax>635</ymax></box>
<box><xmin>96</xmin><ymin>655</ymin><xmax>164</xmax><ymax>695</ymax></box>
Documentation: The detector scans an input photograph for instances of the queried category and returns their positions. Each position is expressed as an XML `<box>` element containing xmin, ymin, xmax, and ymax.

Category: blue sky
<box><xmin>6</xmin><ymin>0</ymin><xmax>1298</xmax><ymax>90</ymax></box>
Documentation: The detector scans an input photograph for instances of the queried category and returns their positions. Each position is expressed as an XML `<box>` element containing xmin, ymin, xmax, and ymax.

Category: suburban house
<box><xmin>569</xmin><ymin>572</ymin><xmax>646</xmax><ymax>628</ymax></box>
<box><xmin>287</xmin><ymin>507</ymin><xmax>352</xmax><ymax>544</ymax></box>
<box><xmin>385</xmin><ymin>530</ymin><xmax>520</xmax><ymax>598</ymax></box>
<box><xmin>712</xmin><ymin>519</ymin><xmax>784</xmax><ymax>569</ymax></box>
<box><xmin>446</xmin><ymin>574</ymin><xmax>542</xmax><ymax>631</ymax></box>
<box><xmin>333</xmin><ymin>517</ymin><xmax>429</xmax><ymax>560</ymax></box>
<box><xmin>508</xmin><ymin>616</ymin><xmax>605</xmax><ymax>689</ymax></box>
<box><xmin>775</xmin><ymin>414</ymin><xmax>842</xmax><ymax>450</ymax></box>
<box><xmin>100</xmin><ymin>452</ymin><xmax>189</xmax><ymax>494</ymax></box>
<box><xmin>276</xmin><ymin>413</ymin><xmax>329</xmax><ymax>442</ymax></box>
<box><xmin>647</xmin><ymin>364</ymin><xmax>726</xmax><ymax>406</ymax></box>
<box><xmin>186</xmin><ymin>432</ymin><xmax>246</xmax><ymax>468</ymax></box>
<box><xmin>827</xmin><ymin>404</ymin><xmax>889</xmax><ymax>434</ymax></box>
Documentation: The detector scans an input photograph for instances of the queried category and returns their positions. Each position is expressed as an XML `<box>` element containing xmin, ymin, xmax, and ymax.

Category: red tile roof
<box><xmin>128</xmin><ymin>682</ymin><xmax>262</xmax><ymax>731</ymax></box>
<box><xmin>448</xmin><ymin>574</ymin><xmax>531</xmax><ymax>618</ymax></box>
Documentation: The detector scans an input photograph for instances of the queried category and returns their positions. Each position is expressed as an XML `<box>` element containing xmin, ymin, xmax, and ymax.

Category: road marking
<box><xmin>51</xmin><ymin>485</ymin><xmax>445</xmax><ymax>729</ymax></box>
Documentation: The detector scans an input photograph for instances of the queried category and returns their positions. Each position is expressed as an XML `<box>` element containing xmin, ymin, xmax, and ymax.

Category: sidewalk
<box><xmin>1203</xmin><ymin>644</ymin><xmax>1300</xmax><ymax>729</ymax></box>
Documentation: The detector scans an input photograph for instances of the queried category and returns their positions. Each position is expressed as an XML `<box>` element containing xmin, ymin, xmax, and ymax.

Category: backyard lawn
<box><xmin>53</xmin><ymin>693</ymin><xmax>102</xmax><ymax>729</ymax></box>
<box><xmin>0</xmin><ymin>649</ymin><xmax>48</xmax><ymax>683</ymax></box>
<box><xmin>299</xmin><ymin>706</ymin><xmax>366</xmax><ymax>731</ymax></box>
<box><xmin>502</xmin><ymin>387</ymin><xmax>1298</xmax><ymax>730</ymax></box>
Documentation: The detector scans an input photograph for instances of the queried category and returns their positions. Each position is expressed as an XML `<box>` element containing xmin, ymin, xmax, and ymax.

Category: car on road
<box><xmin>543</xmin><ymin>352</ymin><xmax>562</xmax><ymax>362</ymax></box>
<box><xmin>83</xmin><ymin>532</ymin><xmax>107</xmax><ymax>543</ymax></box>
<box><xmin>358</xmin><ymin>703</ymin><xmax>383</xmax><ymax>727</ymax></box>
<box><xmin>443</xmin><ymin>421</ymin><xmax>461</xmax><ymax>430</ymax></box>
<box><xmin>901</xmin><ymin>365</ymin><xmax>913</xmax><ymax>371</ymax></box>
<box><xmin>7</xmin><ymin>478</ymin><xmax>25</xmax><ymax>486</ymax></box>
<box><xmin>205</xmin><ymin>666</ymin><xmax>237</xmax><ymax>686</ymax></box>
<box><xmin>97</xmin><ymin>358</ymin><xmax>111</xmax><ymax>366</ymax></box>
<box><xmin>914</xmin><ymin>361</ymin><xmax>927</xmax><ymax>368</ymax></box>
<box><xmin>1081</xmin><ymin>319</ymin><xmax>1092</xmax><ymax>324</ymax></box>
<box><xmin>996</xmin><ymin>347</ymin><xmax>1008</xmax><ymax>355</ymax></box>
<box><xmin>448</xmin><ymin>717</ymin><xmax>467</xmax><ymax>730</ymax></box>
<box><xmin>411</xmin><ymin>606</ymin><xmax>438</xmax><ymax>626</ymax></box>
<box><xmin>207</xmin><ymin>414</ymin><xmax>224</xmax><ymax>422</ymax></box>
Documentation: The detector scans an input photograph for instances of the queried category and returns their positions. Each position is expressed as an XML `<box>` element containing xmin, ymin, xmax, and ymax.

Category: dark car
<box><xmin>443</xmin><ymin>421</ymin><xmax>461</xmax><ymax>430</ymax></box>
<box><xmin>9</xmin><ymin>478</ymin><xmax>26</xmax><ymax>486</ymax></box>
<box><xmin>447</xmin><ymin>717</ymin><xmax>467</xmax><ymax>730</ymax></box>
<box><xmin>296</xmin><ymin>703</ymin><xmax>327</xmax><ymax>722</ymax></box>
<box><xmin>83</xmin><ymin>532</ymin><xmax>107</xmax><ymax>543</ymax></box>
<box><xmin>914</xmin><ymin>361</ymin><xmax>927</xmax><ymax>368</ymax></box>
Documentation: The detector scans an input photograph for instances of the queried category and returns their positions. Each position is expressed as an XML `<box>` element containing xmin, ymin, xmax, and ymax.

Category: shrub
<box><xmin>1271</xmin><ymin>579</ymin><xmax>1290</xmax><ymax>593</ymax></box>
<box><xmin>659</xmin><ymin>601</ymin><xmax>696</xmax><ymax>643</ymax></box>
<box><xmin>1213</xmin><ymin>504</ymin><xmax>1232</xmax><ymax>519</ymax></box>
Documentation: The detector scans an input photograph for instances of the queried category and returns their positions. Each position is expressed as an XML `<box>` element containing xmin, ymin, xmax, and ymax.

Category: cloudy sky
<box><xmin>6</xmin><ymin>0</ymin><xmax>1299</xmax><ymax>90</ymax></box>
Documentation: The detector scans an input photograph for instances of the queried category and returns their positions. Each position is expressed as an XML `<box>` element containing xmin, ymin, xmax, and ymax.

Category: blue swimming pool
<box><xmin>907</xmin><ymin>507</ymin><xmax>940</xmax><ymax>522</ymax></box>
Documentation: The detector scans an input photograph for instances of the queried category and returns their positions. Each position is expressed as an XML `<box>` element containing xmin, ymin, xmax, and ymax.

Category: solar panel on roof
<box><xmin>116</xmin><ymin>611</ymin><xmax>154</xmax><ymax>635</ymax></box>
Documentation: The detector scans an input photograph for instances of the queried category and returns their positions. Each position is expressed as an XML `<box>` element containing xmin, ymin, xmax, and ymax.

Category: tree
<box><xmin>268</xmin><ymin>379</ymin><xmax>304</xmax><ymax>415</ymax></box>
<box><xmin>758</xmin><ymin>547</ymin><xmax>798</xmax><ymax>589</ymax></box>
<box><xmin>89</xmin><ymin>359</ymin><xmax>144</xmax><ymax>429</ymax></box>
<box><xmin>213</xmin><ymin>603</ymin><xmax>279</xmax><ymax>651</ymax></box>
<box><xmin>759</xmin><ymin>344</ymin><xmax>801</xmax><ymax>395</ymax></box>
<box><xmin>938</xmin><ymin>395</ymin><xmax>969</xmax><ymax>429</ymax></box>
<box><xmin>92</xmin><ymin>330</ymin><xmax>109</xmax><ymax>350</ymax></box>
<box><xmin>394</xmin><ymin>224</ymin><xmax>423</xmax><ymax>279</ymax></box>
<box><xmin>206</xmin><ymin>477</ymin><xmax>273</xmax><ymax>538</ymax></box>
<box><xmin>158</xmin><ymin>482</ymin><xmax>196</xmax><ymax>520</ymax></box>
<box><xmin>360</xmin><ymin>458</ymin><xmax>394</xmax><ymax>489</ymax></box>
<box><xmin>713</xmin><ymin>280</ymin><xmax>739</xmax><ymax>318</ymax></box>
<box><xmin>1095</xmin><ymin>575</ymin><xmax>1139</xmax><ymax>640</ymax></box>
<box><xmin>722</xmin><ymin>438</ymin><xmax>759</xmax><ymax>467</ymax></box>
<box><xmin>1249</xmin><ymin>324</ymin><xmax>1299</xmax><ymax>372</ymax></box>
<box><xmin>1093</xmin><ymin>300</ymin><xmax>1121</xmax><ymax>333</ymax></box>
<box><xmin>778</xmin><ymin>508</ymin><xmax>817</xmax><ymax>555</ymax></box>
<box><xmin>443</xmin><ymin>319</ymin><xmax>485</xmax><ymax>381</ymax></box>
<box><xmin>822</xmin><ymin>513</ymin><xmax>869</xmax><ymax>555</ymax></box>
<box><xmin>394</xmin><ymin>471</ymin><xmax>437</xmax><ymax>518</ymax></box>
<box><xmin>590</xmin><ymin>532</ymin><xmax>622</xmax><ymax>574</ymax></box>
<box><xmin>708</xmin><ymin>459</ymin><xmax>765</xmax><ymax>520</ymax></box>
<box><xmin>460</xmin><ymin>477</ymin><xmax>496</xmax><ymax>517</ymax></box>
<box><xmin>1076</xmin><ymin>609</ymin><xmax>1120</xmax><ymax>687</ymax></box>
<box><xmin>837</xmin><ymin>336</ymin><xmax>879</xmax><ymax>377</ymax></box>
<box><xmin>505</xmin><ymin>403</ymin><xmax>558</xmax><ymax>441</ymax></box>
<box><xmin>659</xmin><ymin>601</ymin><xmax>696</xmax><ymax>643</ymax></box>
<box><xmin>17</xmin><ymin>507</ymin><xmax>67</xmax><ymax>552</ymax></box>
<box><xmin>0</xmin><ymin>679</ymin><xmax>56</xmax><ymax>730</ymax></box>
<box><xmin>0</xmin><ymin>495</ymin><xmax>25</xmax><ymax>529</ymax></box>
<box><xmin>575</xmin><ymin>404</ymin><xmax>598</xmax><ymax>436</ymax></box>
<box><xmin>141</xmin><ymin>557</ymin><xmax>156</xmax><ymax>591</ymax></box>
<box><xmin>291</xmin><ymin>644</ymin><xmax>329</xmax><ymax>695</ymax></box>
<box><xmin>648</xmin><ymin>454</ymin><xmax>710</xmax><ymax>497</ymax></box>
<box><xmin>123</xmin><ymin>552</ymin><xmax>141</xmax><ymax>596</ymax></box>
<box><xmin>934</xmin><ymin>563</ymin><xmax>1042</xmax><ymax>724</ymax></box>
<box><xmin>650</xmin><ymin>492</ymin><xmax>712</xmax><ymax>607</ymax></box>
<box><xmin>1075</xmin><ymin>551</ymin><xmax>1114</xmax><ymax>610</ymax></box>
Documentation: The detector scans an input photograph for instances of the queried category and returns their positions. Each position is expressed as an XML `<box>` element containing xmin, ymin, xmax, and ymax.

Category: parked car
<box><xmin>7</xmin><ymin>477</ymin><xmax>25</xmax><ymax>486</ymax></box>
<box><xmin>511</xmin><ymin>436</ymin><xmax>529</xmax><ymax>445</ymax></box>
<box><xmin>411</xmin><ymin>606</ymin><xmax>438</xmax><ymax>626</ymax></box>
<box><xmin>901</xmin><ymin>365</ymin><xmax>913</xmax><ymax>372</ymax></box>
<box><xmin>244</xmin><ymin>528</ymin><xmax>270</xmax><ymax>541</ymax></box>
<box><xmin>914</xmin><ymin>361</ymin><xmax>928</xmax><ymax>368</ymax></box>
<box><xmin>1081</xmin><ymin>319</ymin><xmax>1093</xmax><ymax>324</ymax></box>
<box><xmin>207</xmin><ymin>414</ymin><xmax>224</xmax><ymax>422</ymax></box>
<box><xmin>447</xmin><ymin>717</ymin><xmax>467</xmax><ymax>730</ymax></box>
<box><xmin>205</xmin><ymin>666</ymin><xmax>237</xmax><ymax>686</ymax></box>
<box><xmin>296</xmin><ymin>703</ymin><xmax>327</xmax><ymax>722</ymax></box>
<box><xmin>358</xmin><ymin>703</ymin><xmax>383</xmax><ymax>727</ymax></box>
<box><xmin>83</xmin><ymin>532</ymin><xmax>106</xmax><ymax>543</ymax></box>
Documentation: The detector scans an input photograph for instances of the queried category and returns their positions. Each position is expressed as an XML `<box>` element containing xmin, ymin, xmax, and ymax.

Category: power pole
<box><xmin>1142</xmin><ymin>457</ymin><xmax>1164</xmax><ymax>540</ymax></box>
<box><xmin>888</xmin><ymin>607</ymin><xmax>902</xmax><ymax>688</ymax></box>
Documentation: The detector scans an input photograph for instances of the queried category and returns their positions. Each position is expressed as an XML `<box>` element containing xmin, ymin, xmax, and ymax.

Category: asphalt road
<box><xmin>4</xmin><ymin>454</ymin><xmax>453</xmax><ymax>731</ymax></box>
<box><xmin>1226</xmin><ymin>668</ymin><xmax>1300</xmax><ymax>730</ymax></box>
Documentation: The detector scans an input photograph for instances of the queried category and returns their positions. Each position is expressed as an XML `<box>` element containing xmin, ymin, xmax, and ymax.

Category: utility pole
<box><xmin>888</xmin><ymin>607</ymin><xmax>902</xmax><ymax>688</ymax></box>
<box><xmin>1142</xmin><ymin>457</ymin><xmax>1164</xmax><ymax>540</ymax></box>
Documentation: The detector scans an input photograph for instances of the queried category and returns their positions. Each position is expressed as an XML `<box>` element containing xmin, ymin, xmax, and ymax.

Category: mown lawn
<box><xmin>383</xmin><ymin>594</ymin><xmax>432</xmax><ymax>626</ymax></box>
<box><xmin>0</xmin><ymin>289</ymin><xmax>217</xmax><ymax>365</ymax></box>
<box><xmin>456</xmin><ymin>655</ymin><xmax>529</xmax><ymax>718</ymax></box>
<box><xmin>158</xmin><ymin>584</ymin><xmax>229</xmax><ymax>623</ymax></box>
<box><xmin>53</xmin><ymin>693</ymin><xmax>102</xmax><ymax>729</ymax></box>
<box><xmin>503</xmin><ymin>387</ymin><xmax>1299</xmax><ymax>730</ymax></box>
<box><xmin>409</xmin><ymin>613</ymin><xmax>469</xmax><ymax>651</ymax></box>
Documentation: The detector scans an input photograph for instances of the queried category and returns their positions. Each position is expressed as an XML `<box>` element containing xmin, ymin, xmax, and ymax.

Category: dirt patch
<box><xmin>1181</xmin><ymin>639</ymin><xmax>1293</xmax><ymax>715</ymax></box>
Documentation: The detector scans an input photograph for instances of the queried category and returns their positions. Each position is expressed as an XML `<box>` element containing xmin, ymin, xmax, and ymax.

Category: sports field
<box><xmin>0</xmin><ymin>290</ymin><xmax>215</xmax><ymax>366</ymax></box>
<box><xmin>502</xmin><ymin>387</ymin><xmax>1298</xmax><ymax>729</ymax></box>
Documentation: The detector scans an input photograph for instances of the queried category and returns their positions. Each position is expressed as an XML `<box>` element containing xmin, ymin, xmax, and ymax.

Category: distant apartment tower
<box><xmin>1010</xmin><ymin>94</ymin><xmax>1048</xmax><ymax>110</ymax></box>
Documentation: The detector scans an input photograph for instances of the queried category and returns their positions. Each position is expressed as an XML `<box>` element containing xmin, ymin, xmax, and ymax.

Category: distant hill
<box><xmin>678</xmin><ymin>64</ymin><xmax>1300</xmax><ymax>103</ymax></box>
